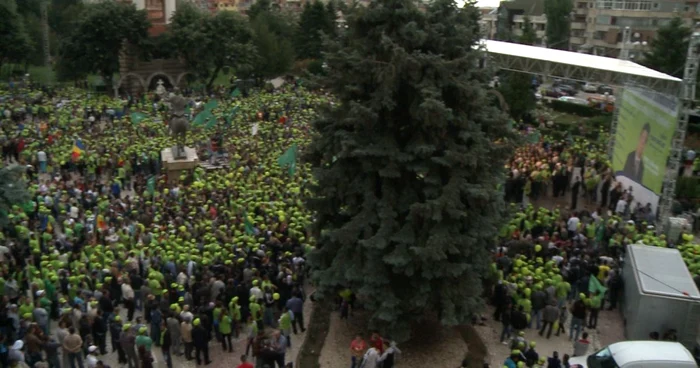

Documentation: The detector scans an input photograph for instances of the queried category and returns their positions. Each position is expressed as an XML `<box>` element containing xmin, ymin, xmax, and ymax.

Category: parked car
<box><xmin>583</xmin><ymin>83</ymin><xmax>599</xmax><ymax>93</ymax></box>
<box><xmin>569</xmin><ymin>341</ymin><xmax>696</xmax><ymax>368</ymax></box>
<box><xmin>556</xmin><ymin>84</ymin><xmax>578</xmax><ymax>96</ymax></box>
<box><xmin>543</xmin><ymin>87</ymin><xmax>567</xmax><ymax>98</ymax></box>
<box><xmin>598</xmin><ymin>85</ymin><xmax>614</xmax><ymax>95</ymax></box>
<box><xmin>558</xmin><ymin>96</ymin><xmax>588</xmax><ymax>105</ymax></box>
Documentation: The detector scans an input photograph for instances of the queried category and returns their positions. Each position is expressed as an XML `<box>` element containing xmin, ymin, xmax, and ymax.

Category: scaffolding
<box><xmin>481</xmin><ymin>38</ymin><xmax>695</xmax><ymax>234</ymax></box>
<box><xmin>656</xmin><ymin>28</ymin><xmax>700</xmax><ymax>234</ymax></box>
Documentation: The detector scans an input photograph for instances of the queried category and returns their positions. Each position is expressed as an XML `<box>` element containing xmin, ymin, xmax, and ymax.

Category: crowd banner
<box><xmin>611</xmin><ymin>87</ymin><xmax>679</xmax><ymax>211</ymax></box>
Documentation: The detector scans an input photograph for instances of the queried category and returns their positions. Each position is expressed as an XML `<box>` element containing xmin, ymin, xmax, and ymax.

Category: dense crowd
<box><xmin>493</xmin><ymin>135</ymin><xmax>698</xmax><ymax>368</ymax></box>
<box><xmin>0</xmin><ymin>81</ymin><xmax>325</xmax><ymax>368</ymax></box>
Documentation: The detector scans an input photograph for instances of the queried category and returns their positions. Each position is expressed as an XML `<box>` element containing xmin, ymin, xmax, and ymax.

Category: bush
<box><xmin>676</xmin><ymin>176</ymin><xmax>700</xmax><ymax>199</ymax></box>
<box><xmin>549</xmin><ymin>100</ymin><xmax>604</xmax><ymax>117</ymax></box>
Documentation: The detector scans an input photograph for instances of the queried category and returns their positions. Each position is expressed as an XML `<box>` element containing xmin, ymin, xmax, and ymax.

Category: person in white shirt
<box><xmin>615</xmin><ymin>197</ymin><xmax>627</xmax><ymax>215</ymax></box>
<box><xmin>250</xmin><ymin>282</ymin><xmax>263</xmax><ymax>301</ymax></box>
<box><xmin>121</xmin><ymin>278</ymin><xmax>135</xmax><ymax>321</ymax></box>
<box><xmin>86</xmin><ymin>345</ymin><xmax>99</xmax><ymax>368</ymax></box>
<box><xmin>37</xmin><ymin>150</ymin><xmax>47</xmax><ymax>173</ymax></box>
<box><xmin>567</xmin><ymin>215</ymin><xmax>580</xmax><ymax>234</ymax></box>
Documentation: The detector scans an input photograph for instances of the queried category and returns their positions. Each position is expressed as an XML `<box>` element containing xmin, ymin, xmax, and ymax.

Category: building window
<box><xmin>577</xmin><ymin>2</ymin><xmax>587</xmax><ymax>8</ymax></box>
<box><xmin>611</xmin><ymin>16</ymin><xmax>617</xmax><ymax>25</ymax></box>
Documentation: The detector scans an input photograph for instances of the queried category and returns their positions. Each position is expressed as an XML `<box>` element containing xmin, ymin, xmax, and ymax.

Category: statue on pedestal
<box><xmin>168</xmin><ymin>92</ymin><xmax>190</xmax><ymax>159</ymax></box>
<box><xmin>155</xmin><ymin>79</ymin><xmax>167</xmax><ymax>97</ymax></box>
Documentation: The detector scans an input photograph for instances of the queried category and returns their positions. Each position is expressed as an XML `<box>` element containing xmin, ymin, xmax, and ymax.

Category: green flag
<box><xmin>205</xmin><ymin>115</ymin><xmax>218</xmax><ymax>129</ymax></box>
<box><xmin>277</xmin><ymin>143</ymin><xmax>298</xmax><ymax>176</ymax></box>
<box><xmin>230</xmin><ymin>88</ymin><xmax>241</xmax><ymax>98</ymax></box>
<box><xmin>192</xmin><ymin>110</ymin><xmax>214</xmax><ymax>126</ymax></box>
<box><xmin>147</xmin><ymin>176</ymin><xmax>156</xmax><ymax>196</ymax></box>
<box><xmin>589</xmin><ymin>276</ymin><xmax>608</xmax><ymax>295</ymax></box>
<box><xmin>527</xmin><ymin>130</ymin><xmax>541</xmax><ymax>144</ymax></box>
<box><xmin>130</xmin><ymin>112</ymin><xmax>147</xmax><ymax>125</ymax></box>
<box><xmin>204</xmin><ymin>99</ymin><xmax>218</xmax><ymax>111</ymax></box>
<box><xmin>244</xmin><ymin>213</ymin><xmax>255</xmax><ymax>235</ymax></box>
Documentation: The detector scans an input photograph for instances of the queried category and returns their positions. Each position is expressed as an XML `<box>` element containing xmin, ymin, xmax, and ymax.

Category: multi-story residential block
<box><xmin>572</xmin><ymin>0</ymin><xmax>700</xmax><ymax>58</ymax></box>
<box><xmin>480</xmin><ymin>0</ymin><xmax>547</xmax><ymax>45</ymax></box>
<box><xmin>480</xmin><ymin>0</ymin><xmax>700</xmax><ymax>59</ymax></box>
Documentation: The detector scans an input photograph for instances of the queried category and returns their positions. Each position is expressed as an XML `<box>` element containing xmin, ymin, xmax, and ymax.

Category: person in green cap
<box><xmin>135</xmin><ymin>326</ymin><xmax>153</xmax><ymax>352</ymax></box>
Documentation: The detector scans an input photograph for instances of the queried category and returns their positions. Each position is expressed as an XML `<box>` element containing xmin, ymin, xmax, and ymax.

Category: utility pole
<box><xmin>40</xmin><ymin>0</ymin><xmax>50</xmax><ymax>66</ymax></box>
<box><xmin>657</xmin><ymin>24</ymin><xmax>700</xmax><ymax>235</ymax></box>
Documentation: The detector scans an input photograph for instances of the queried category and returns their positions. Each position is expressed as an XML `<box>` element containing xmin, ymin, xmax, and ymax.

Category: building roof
<box><xmin>627</xmin><ymin>244</ymin><xmax>700</xmax><ymax>299</ymax></box>
<box><xmin>501</xmin><ymin>0</ymin><xmax>545</xmax><ymax>16</ymax></box>
<box><xmin>607</xmin><ymin>341</ymin><xmax>695</xmax><ymax>366</ymax></box>
<box><xmin>481</xmin><ymin>39</ymin><xmax>681</xmax><ymax>93</ymax></box>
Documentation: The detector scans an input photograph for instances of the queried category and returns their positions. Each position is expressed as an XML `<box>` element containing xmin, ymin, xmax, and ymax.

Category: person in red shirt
<box><xmin>370</xmin><ymin>332</ymin><xmax>384</xmax><ymax>355</ymax></box>
<box><xmin>350</xmin><ymin>335</ymin><xmax>367</xmax><ymax>368</ymax></box>
<box><xmin>235</xmin><ymin>354</ymin><xmax>254</xmax><ymax>368</ymax></box>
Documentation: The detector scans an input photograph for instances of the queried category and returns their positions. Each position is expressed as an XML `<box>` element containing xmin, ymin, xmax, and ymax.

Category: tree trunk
<box><xmin>206</xmin><ymin>66</ymin><xmax>222</xmax><ymax>93</ymax></box>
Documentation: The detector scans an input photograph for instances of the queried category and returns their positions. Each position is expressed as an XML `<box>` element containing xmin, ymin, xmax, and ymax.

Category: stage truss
<box><xmin>483</xmin><ymin>38</ymin><xmax>695</xmax><ymax>234</ymax></box>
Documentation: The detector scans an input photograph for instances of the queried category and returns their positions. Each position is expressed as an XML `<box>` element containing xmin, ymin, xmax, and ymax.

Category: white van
<box><xmin>568</xmin><ymin>341</ymin><xmax>697</xmax><ymax>368</ymax></box>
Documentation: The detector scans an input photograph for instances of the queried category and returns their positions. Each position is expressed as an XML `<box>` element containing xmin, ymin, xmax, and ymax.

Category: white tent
<box><xmin>481</xmin><ymin>40</ymin><xmax>681</xmax><ymax>94</ymax></box>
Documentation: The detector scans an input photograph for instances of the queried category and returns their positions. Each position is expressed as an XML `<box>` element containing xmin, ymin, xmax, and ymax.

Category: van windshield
<box><xmin>586</xmin><ymin>348</ymin><xmax>621</xmax><ymax>368</ymax></box>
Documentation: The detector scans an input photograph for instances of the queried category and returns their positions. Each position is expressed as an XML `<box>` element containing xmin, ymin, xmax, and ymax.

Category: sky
<box><xmin>474</xmin><ymin>0</ymin><xmax>501</xmax><ymax>7</ymax></box>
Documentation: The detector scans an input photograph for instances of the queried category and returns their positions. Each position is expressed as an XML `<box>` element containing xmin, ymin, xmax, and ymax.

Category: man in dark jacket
<box><xmin>92</xmin><ymin>310</ymin><xmax>108</xmax><ymax>355</ymax></box>
<box><xmin>161</xmin><ymin>321</ymin><xmax>173</xmax><ymax>368</ymax></box>
<box><xmin>192</xmin><ymin>318</ymin><xmax>211</xmax><ymax>365</ymax></box>
<box><xmin>511</xmin><ymin>306</ymin><xmax>528</xmax><ymax>332</ymax></box>
<box><xmin>110</xmin><ymin>316</ymin><xmax>126</xmax><ymax>364</ymax></box>
<box><xmin>539</xmin><ymin>301</ymin><xmax>560</xmax><ymax>339</ymax></box>
<box><xmin>569</xmin><ymin>297</ymin><xmax>587</xmax><ymax>341</ymax></box>
<box><xmin>530</xmin><ymin>288</ymin><xmax>547</xmax><ymax>330</ymax></box>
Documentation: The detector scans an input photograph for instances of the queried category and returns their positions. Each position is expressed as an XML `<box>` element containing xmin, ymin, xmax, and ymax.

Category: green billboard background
<box><xmin>611</xmin><ymin>87</ymin><xmax>678</xmax><ymax>195</ymax></box>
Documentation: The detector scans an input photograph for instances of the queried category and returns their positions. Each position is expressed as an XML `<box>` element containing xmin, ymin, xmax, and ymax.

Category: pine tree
<box><xmin>498</xmin><ymin>16</ymin><xmax>537</xmax><ymax>121</ymax></box>
<box><xmin>295</xmin><ymin>0</ymin><xmax>330</xmax><ymax>60</ymax></box>
<box><xmin>305</xmin><ymin>0</ymin><xmax>514</xmax><ymax>341</ymax></box>
<box><xmin>544</xmin><ymin>0</ymin><xmax>572</xmax><ymax>50</ymax></box>
<box><xmin>0</xmin><ymin>165</ymin><xmax>30</xmax><ymax>226</ymax></box>
<box><xmin>643</xmin><ymin>17</ymin><xmax>691</xmax><ymax>78</ymax></box>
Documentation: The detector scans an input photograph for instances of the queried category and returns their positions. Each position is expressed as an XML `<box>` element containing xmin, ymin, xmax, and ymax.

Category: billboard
<box><xmin>611</xmin><ymin>87</ymin><xmax>678</xmax><ymax>211</ymax></box>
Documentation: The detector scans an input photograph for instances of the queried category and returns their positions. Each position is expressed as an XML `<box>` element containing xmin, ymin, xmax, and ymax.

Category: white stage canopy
<box><xmin>482</xmin><ymin>40</ymin><xmax>681</xmax><ymax>94</ymax></box>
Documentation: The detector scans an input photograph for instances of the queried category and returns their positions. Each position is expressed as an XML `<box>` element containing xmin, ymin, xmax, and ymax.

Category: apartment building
<box><xmin>572</xmin><ymin>0</ymin><xmax>700</xmax><ymax>58</ymax></box>
<box><xmin>480</xmin><ymin>0</ymin><xmax>700</xmax><ymax>58</ymax></box>
<box><xmin>480</xmin><ymin>0</ymin><xmax>548</xmax><ymax>45</ymax></box>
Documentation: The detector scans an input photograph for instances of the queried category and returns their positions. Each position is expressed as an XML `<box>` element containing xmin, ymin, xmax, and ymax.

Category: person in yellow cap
<box><xmin>135</xmin><ymin>326</ymin><xmax>153</xmax><ymax>351</ymax></box>
<box><xmin>192</xmin><ymin>317</ymin><xmax>211</xmax><ymax>365</ymax></box>
<box><xmin>110</xmin><ymin>315</ymin><xmax>127</xmax><ymax>365</ymax></box>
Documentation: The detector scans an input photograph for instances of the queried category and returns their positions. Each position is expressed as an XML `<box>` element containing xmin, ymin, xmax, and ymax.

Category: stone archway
<box><xmin>176</xmin><ymin>71</ymin><xmax>195</xmax><ymax>87</ymax></box>
<box><xmin>145</xmin><ymin>72</ymin><xmax>175</xmax><ymax>91</ymax></box>
<box><xmin>114</xmin><ymin>72</ymin><xmax>146</xmax><ymax>96</ymax></box>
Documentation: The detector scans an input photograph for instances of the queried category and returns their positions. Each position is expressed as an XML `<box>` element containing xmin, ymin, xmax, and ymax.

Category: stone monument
<box><xmin>161</xmin><ymin>93</ymin><xmax>198</xmax><ymax>183</ymax></box>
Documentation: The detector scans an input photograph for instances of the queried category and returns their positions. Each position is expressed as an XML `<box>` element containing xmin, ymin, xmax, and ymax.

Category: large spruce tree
<box><xmin>305</xmin><ymin>0</ymin><xmax>514</xmax><ymax>341</ymax></box>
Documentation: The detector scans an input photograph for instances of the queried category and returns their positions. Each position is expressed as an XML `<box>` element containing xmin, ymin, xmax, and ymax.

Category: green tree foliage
<box><xmin>49</xmin><ymin>0</ymin><xmax>85</xmax><ymax>39</ymax></box>
<box><xmin>170</xmin><ymin>8</ymin><xmax>256</xmax><ymax>90</ymax></box>
<box><xmin>0</xmin><ymin>165</ymin><xmax>30</xmax><ymax>227</ymax></box>
<box><xmin>247</xmin><ymin>0</ymin><xmax>276</xmax><ymax>21</ymax></box>
<box><xmin>251</xmin><ymin>16</ymin><xmax>295</xmax><ymax>78</ymax></box>
<box><xmin>305</xmin><ymin>0</ymin><xmax>514</xmax><ymax>341</ymax></box>
<box><xmin>519</xmin><ymin>16</ymin><xmax>537</xmax><ymax>46</ymax></box>
<box><xmin>296</xmin><ymin>0</ymin><xmax>335</xmax><ymax>60</ymax></box>
<box><xmin>0</xmin><ymin>0</ymin><xmax>33</xmax><ymax>68</ymax></box>
<box><xmin>498</xmin><ymin>16</ymin><xmax>537</xmax><ymax>121</ymax></box>
<box><xmin>55</xmin><ymin>1</ymin><xmax>150</xmax><ymax>85</ymax></box>
<box><xmin>544</xmin><ymin>0</ymin><xmax>572</xmax><ymax>50</ymax></box>
<box><xmin>643</xmin><ymin>17</ymin><xmax>691</xmax><ymax>78</ymax></box>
